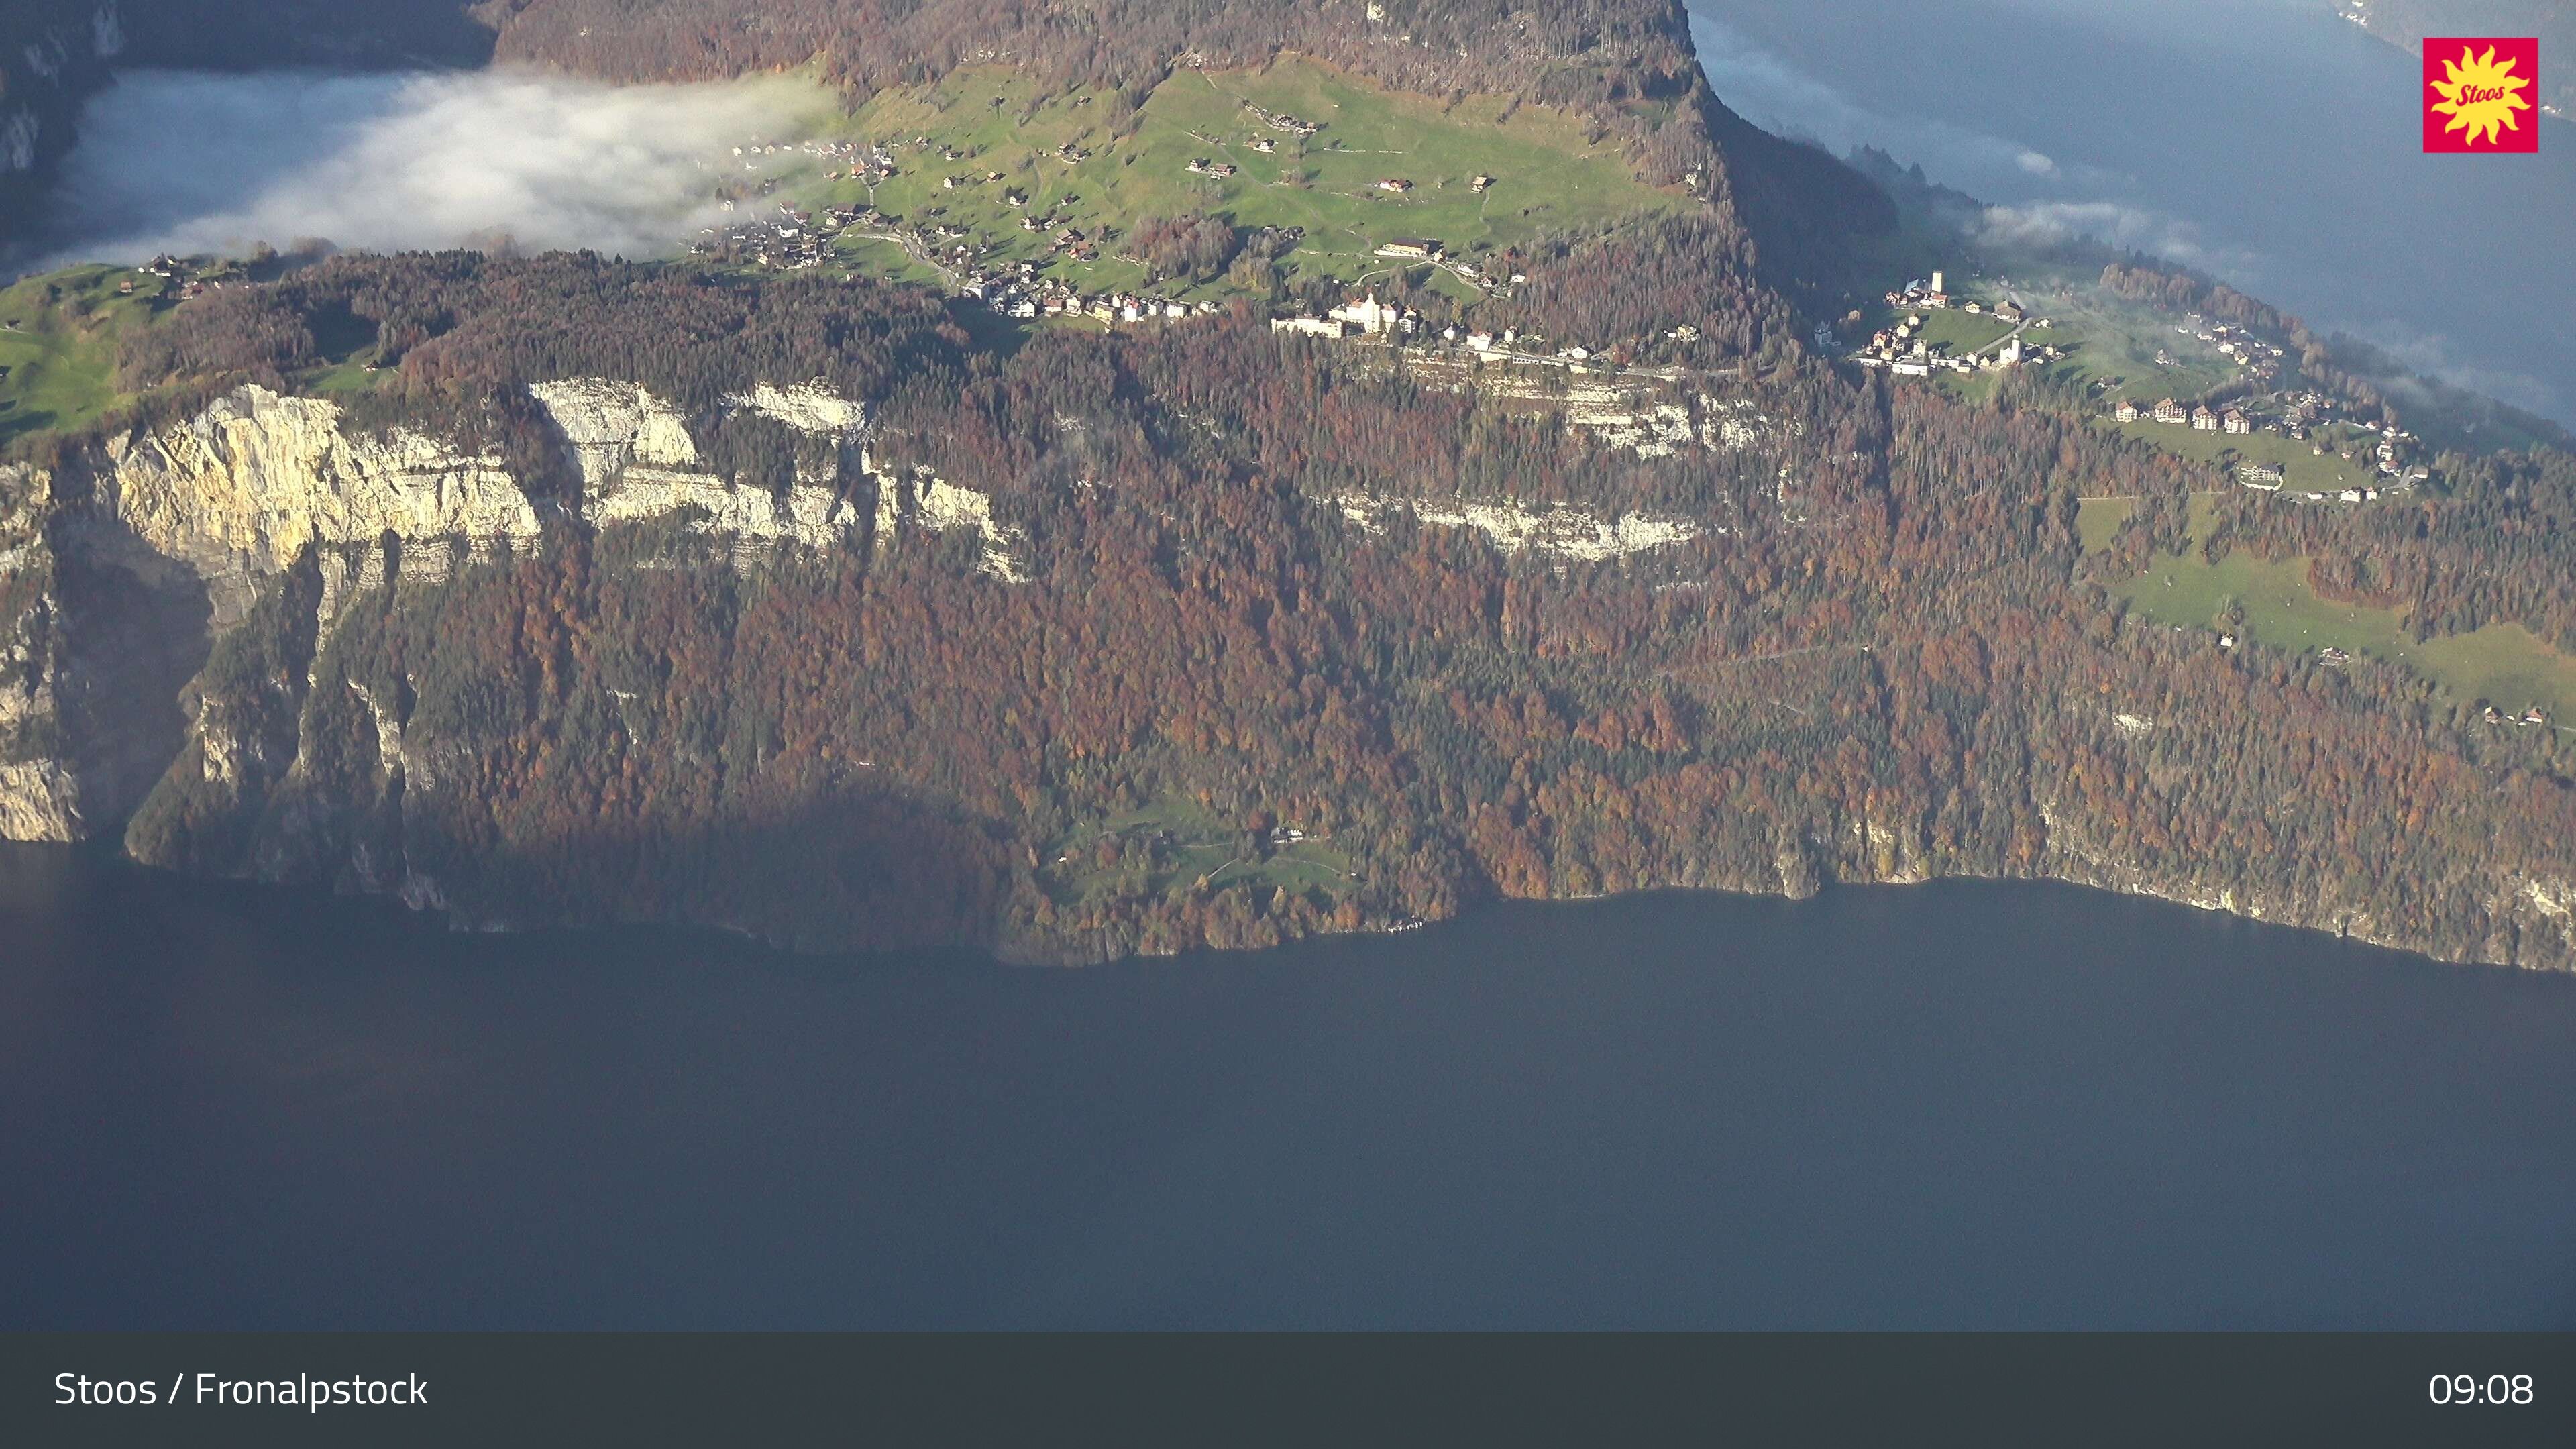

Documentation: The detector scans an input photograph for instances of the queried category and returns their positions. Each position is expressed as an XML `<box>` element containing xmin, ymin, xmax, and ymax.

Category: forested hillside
<box><xmin>0</xmin><ymin>1</ymin><xmax>2568</xmax><ymax>970</ymax></box>
<box><xmin>0</xmin><ymin>244</ymin><xmax>2563</xmax><ymax>969</ymax></box>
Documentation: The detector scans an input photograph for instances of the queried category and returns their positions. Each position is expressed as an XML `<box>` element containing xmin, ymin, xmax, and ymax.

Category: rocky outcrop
<box><xmin>1</xmin><ymin>376</ymin><xmax>891</xmax><ymax>845</ymax></box>
<box><xmin>870</xmin><ymin>467</ymin><xmax>1026</xmax><ymax>581</ymax></box>
<box><xmin>531</xmin><ymin>377</ymin><xmax>873</xmax><ymax>553</ymax></box>
<box><xmin>95</xmin><ymin>386</ymin><xmax>541</xmax><ymax>621</ymax></box>
<box><xmin>0</xmin><ymin>458</ymin><xmax>211</xmax><ymax>840</ymax></box>
<box><xmin>1330</xmin><ymin>488</ymin><xmax>1703</xmax><ymax>563</ymax></box>
<box><xmin>0</xmin><ymin>465</ymin><xmax>77</xmax><ymax>838</ymax></box>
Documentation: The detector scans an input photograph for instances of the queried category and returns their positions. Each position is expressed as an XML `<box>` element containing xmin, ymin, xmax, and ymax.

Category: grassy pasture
<box><xmin>2087</xmin><ymin>492</ymin><xmax>2576</xmax><ymax>718</ymax></box>
<box><xmin>0</xmin><ymin>265</ymin><xmax>164</xmax><ymax>447</ymax></box>
<box><xmin>2100</xmin><ymin>418</ymin><xmax>2383</xmax><ymax>496</ymax></box>
<box><xmin>1042</xmin><ymin>791</ymin><xmax>1357</xmax><ymax>911</ymax></box>
<box><xmin>785</xmin><ymin>58</ymin><xmax>1676</xmax><ymax>299</ymax></box>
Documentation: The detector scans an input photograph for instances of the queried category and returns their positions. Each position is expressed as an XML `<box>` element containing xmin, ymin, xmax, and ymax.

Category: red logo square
<box><xmin>2424</xmin><ymin>37</ymin><xmax>2539</xmax><ymax>152</ymax></box>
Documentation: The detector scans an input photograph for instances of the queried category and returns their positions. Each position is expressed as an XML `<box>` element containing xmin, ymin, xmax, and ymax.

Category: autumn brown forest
<box><xmin>0</xmin><ymin>0</ymin><xmax>2568</xmax><ymax>969</ymax></box>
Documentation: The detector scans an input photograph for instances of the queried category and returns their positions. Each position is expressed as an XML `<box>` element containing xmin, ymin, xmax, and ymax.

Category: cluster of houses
<box><xmin>1272</xmin><ymin>294</ymin><xmax>1422</xmax><ymax>339</ymax></box>
<box><xmin>2114</xmin><ymin>398</ymin><xmax>2253</xmax><ymax>431</ymax></box>
<box><xmin>1272</xmin><ymin>298</ymin><xmax>1611</xmax><ymax>363</ymax></box>
<box><xmin>2175</xmin><ymin>314</ymin><xmax>2286</xmax><ymax>379</ymax></box>
<box><xmin>691</xmin><ymin>201</ymin><xmax>866</xmax><ymax>270</ymax></box>
<box><xmin>2481</xmin><ymin>703</ymin><xmax>2555</xmax><ymax>727</ymax></box>
<box><xmin>1242</xmin><ymin>101</ymin><xmax>1321</xmax><ymax>137</ymax></box>
<box><xmin>1852</xmin><ymin>269</ymin><xmax>2061</xmax><ymax>376</ymax></box>
<box><xmin>1852</xmin><ymin>317</ymin><xmax>2053</xmax><ymax>377</ymax></box>
<box><xmin>733</xmin><ymin>136</ymin><xmax>890</xmax><ymax>186</ymax></box>
<box><xmin>982</xmin><ymin>281</ymin><xmax>1227</xmax><ymax>324</ymax></box>
<box><xmin>131</xmin><ymin>253</ymin><xmax>231</xmax><ymax>301</ymax></box>
<box><xmin>2105</xmin><ymin>392</ymin><xmax>2433</xmax><ymax>498</ymax></box>
<box><xmin>1884</xmin><ymin>273</ymin><xmax>1950</xmax><ymax>309</ymax></box>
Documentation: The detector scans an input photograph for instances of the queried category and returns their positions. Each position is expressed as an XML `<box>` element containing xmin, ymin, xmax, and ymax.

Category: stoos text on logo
<box><xmin>2424</xmin><ymin>37</ymin><xmax>2538</xmax><ymax>152</ymax></box>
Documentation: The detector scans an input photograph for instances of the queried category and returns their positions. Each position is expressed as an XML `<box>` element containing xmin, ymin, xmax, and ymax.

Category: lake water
<box><xmin>5</xmin><ymin>841</ymin><xmax>2572</xmax><ymax>1330</ymax></box>
<box><xmin>1688</xmin><ymin>0</ymin><xmax>2576</xmax><ymax>427</ymax></box>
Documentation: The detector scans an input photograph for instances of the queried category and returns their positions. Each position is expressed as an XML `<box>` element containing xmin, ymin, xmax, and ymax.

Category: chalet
<box><xmin>1994</xmin><ymin>301</ymin><xmax>2025</xmax><ymax>323</ymax></box>
<box><xmin>1252</xmin><ymin>137</ymin><xmax>1276</xmax><ymax>154</ymax></box>
<box><xmin>2222</xmin><ymin>409</ymin><xmax>2250</xmax><ymax>435</ymax></box>
<box><xmin>1963</xmin><ymin>301</ymin><xmax>1982</xmax><ymax>314</ymax></box>
<box><xmin>2151</xmin><ymin>398</ymin><xmax>2188</xmax><ymax>425</ymax></box>
<box><xmin>1470</xmin><ymin>174</ymin><xmax>1495</xmax><ymax>193</ymax></box>
<box><xmin>2114</xmin><ymin>400</ymin><xmax>2141</xmax><ymax>422</ymax></box>
<box><xmin>1377</xmin><ymin>177</ymin><xmax>1414</xmax><ymax>193</ymax></box>
<box><xmin>2192</xmin><ymin>405</ymin><xmax>2220</xmax><ymax>431</ymax></box>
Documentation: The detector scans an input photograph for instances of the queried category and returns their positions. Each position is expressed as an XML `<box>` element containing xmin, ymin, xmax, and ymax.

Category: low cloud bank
<box><xmin>26</xmin><ymin>67</ymin><xmax>816</xmax><ymax>268</ymax></box>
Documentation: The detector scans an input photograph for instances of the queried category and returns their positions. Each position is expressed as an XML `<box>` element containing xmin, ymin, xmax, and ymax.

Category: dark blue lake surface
<box><xmin>4</xmin><ymin>843</ymin><xmax>2573</xmax><ymax>1329</ymax></box>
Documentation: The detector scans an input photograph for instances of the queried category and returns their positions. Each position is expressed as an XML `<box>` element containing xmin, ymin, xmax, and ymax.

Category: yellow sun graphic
<box><xmin>2429</xmin><ymin>44</ymin><xmax>2533</xmax><ymax>146</ymax></box>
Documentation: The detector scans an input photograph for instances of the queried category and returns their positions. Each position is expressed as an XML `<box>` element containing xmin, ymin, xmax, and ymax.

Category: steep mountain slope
<box><xmin>2</xmin><ymin>248</ymin><xmax>2570</xmax><ymax>969</ymax></box>
<box><xmin>0</xmin><ymin>3</ymin><xmax>2568</xmax><ymax>971</ymax></box>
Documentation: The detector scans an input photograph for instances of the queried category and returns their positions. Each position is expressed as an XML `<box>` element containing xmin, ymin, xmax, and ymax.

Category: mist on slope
<box><xmin>1687</xmin><ymin>0</ymin><xmax>2576</xmax><ymax>425</ymax></box>
<box><xmin>19</xmin><ymin>67</ymin><xmax>821</xmax><ymax>270</ymax></box>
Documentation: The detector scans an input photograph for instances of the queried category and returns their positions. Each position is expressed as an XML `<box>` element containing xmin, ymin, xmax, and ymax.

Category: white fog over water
<box><xmin>25</xmin><ymin>68</ymin><xmax>817</xmax><ymax>270</ymax></box>
<box><xmin>1688</xmin><ymin>0</ymin><xmax>2576</xmax><ymax>426</ymax></box>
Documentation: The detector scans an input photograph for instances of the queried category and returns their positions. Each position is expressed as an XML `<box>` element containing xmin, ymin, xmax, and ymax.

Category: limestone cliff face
<box><xmin>0</xmin><ymin>455</ymin><xmax>207</xmax><ymax>841</ymax></box>
<box><xmin>1</xmin><ymin>376</ymin><xmax>897</xmax><ymax>847</ymax></box>
<box><xmin>0</xmin><ymin>463</ymin><xmax>77</xmax><ymax>839</ymax></box>
<box><xmin>95</xmin><ymin>386</ymin><xmax>542</xmax><ymax>621</ymax></box>
<box><xmin>1330</xmin><ymin>489</ymin><xmax>1703</xmax><ymax>563</ymax></box>
<box><xmin>7</xmin><ymin>375</ymin><xmax>2567</xmax><ymax>975</ymax></box>
<box><xmin>531</xmin><ymin>377</ymin><xmax>871</xmax><ymax>551</ymax></box>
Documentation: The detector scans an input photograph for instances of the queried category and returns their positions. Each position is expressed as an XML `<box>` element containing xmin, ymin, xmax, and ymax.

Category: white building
<box><xmin>1328</xmin><ymin>295</ymin><xmax>1404</xmax><ymax>335</ymax></box>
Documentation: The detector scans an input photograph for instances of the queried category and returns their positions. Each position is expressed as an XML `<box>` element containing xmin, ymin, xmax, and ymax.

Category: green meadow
<box><xmin>0</xmin><ymin>265</ymin><xmax>165</xmax><ymax>447</ymax></box>
<box><xmin>2100</xmin><ymin>417</ymin><xmax>2383</xmax><ymax>496</ymax></box>
<box><xmin>1042</xmin><ymin>792</ymin><xmax>1357</xmax><ymax>911</ymax></box>
<box><xmin>2082</xmin><ymin>494</ymin><xmax>2576</xmax><ymax>718</ymax></box>
<box><xmin>791</xmin><ymin>58</ymin><xmax>1679</xmax><ymax>299</ymax></box>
